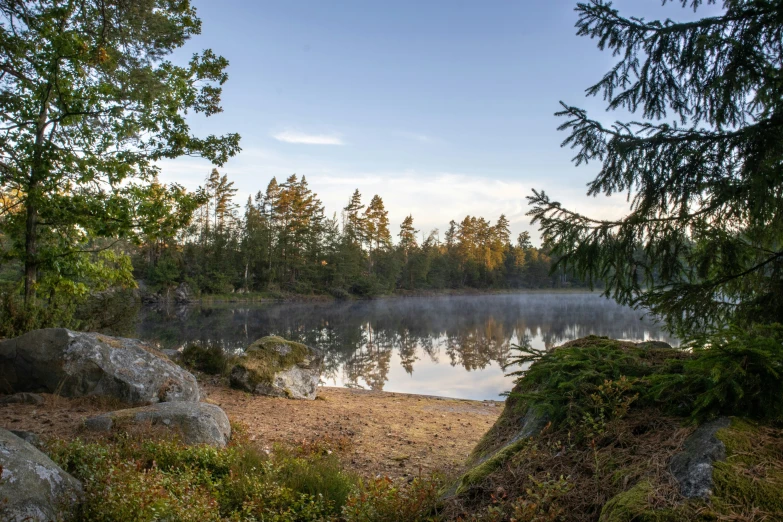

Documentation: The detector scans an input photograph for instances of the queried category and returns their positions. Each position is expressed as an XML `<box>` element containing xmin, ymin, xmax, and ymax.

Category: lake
<box><xmin>135</xmin><ymin>292</ymin><xmax>676</xmax><ymax>401</ymax></box>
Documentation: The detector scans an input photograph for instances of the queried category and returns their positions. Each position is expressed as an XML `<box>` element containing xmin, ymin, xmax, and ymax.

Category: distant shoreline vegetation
<box><xmin>183</xmin><ymin>287</ymin><xmax>603</xmax><ymax>305</ymax></box>
<box><xmin>135</xmin><ymin>171</ymin><xmax>597</xmax><ymax>301</ymax></box>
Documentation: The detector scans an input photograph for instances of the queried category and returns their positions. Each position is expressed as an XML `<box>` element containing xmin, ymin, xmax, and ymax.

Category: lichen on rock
<box><xmin>229</xmin><ymin>335</ymin><xmax>323</xmax><ymax>400</ymax></box>
<box><xmin>0</xmin><ymin>428</ymin><xmax>83</xmax><ymax>522</ymax></box>
<box><xmin>84</xmin><ymin>401</ymin><xmax>231</xmax><ymax>447</ymax></box>
<box><xmin>0</xmin><ymin>328</ymin><xmax>200</xmax><ymax>404</ymax></box>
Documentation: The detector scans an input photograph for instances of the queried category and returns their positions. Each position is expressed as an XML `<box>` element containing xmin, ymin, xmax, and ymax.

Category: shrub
<box><xmin>329</xmin><ymin>287</ymin><xmax>351</xmax><ymax>300</ymax></box>
<box><xmin>181</xmin><ymin>342</ymin><xmax>232</xmax><ymax>375</ymax></box>
<box><xmin>342</xmin><ymin>476</ymin><xmax>440</xmax><ymax>522</ymax></box>
<box><xmin>274</xmin><ymin>448</ymin><xmax>356</xmax><ymax>512</ymax></box>
<box><xmin>45</xmin><ymin>434</ymin><xmax>443</xmax><ymax>522</ymax></box>
<box><xmin>47</xmin><ymin>436</ymin><xmax>343</xmax><ymax>521</ymax></box>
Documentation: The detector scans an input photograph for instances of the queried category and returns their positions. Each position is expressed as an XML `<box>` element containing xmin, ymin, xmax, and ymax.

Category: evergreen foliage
<box><xmin>133</xmin><ymin>172</ymin><xmax>585</xmax><ymax>297</ymax></box>
<box><xmin>527</xmin><ymin>0</ymin><xmax>783</xmax><ymax>336</ymax></box>
<box><xmin>650</xmin><ymin>324</ymin><xmax>783</xmax><ymax>422</ymax></box>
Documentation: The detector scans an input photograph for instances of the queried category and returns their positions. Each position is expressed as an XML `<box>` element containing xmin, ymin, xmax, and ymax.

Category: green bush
<box><xmin>181</xmin><ymin>343</ymin><xmax>232</xmax><ymax>375</ymax></box>
<box><xmin>274</xmin><ymin>449</ymin><xmax>356</xmax><ymax>512</ymax></box>
<box><xmin>342</xmin><ymin>476</ymin><xmax>440</xmax><ymax>522</ymax></box>
<box><xmin>329</xmin><ymin>287</ymin><xmax>351</xmax><ymax>300</ymax></box>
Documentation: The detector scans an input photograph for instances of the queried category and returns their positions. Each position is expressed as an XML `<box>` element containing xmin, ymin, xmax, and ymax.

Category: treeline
<box><xmin>134</xmin><ymin>170</ymin><xmax>590</xmax><ymax>297</ymax></box>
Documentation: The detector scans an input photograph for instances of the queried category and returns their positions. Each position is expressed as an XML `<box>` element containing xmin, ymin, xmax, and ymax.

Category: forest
<box><xmin>133</xmin><ymin>169</ymin><xmax>582</xmax><ymax>298</ymax></box>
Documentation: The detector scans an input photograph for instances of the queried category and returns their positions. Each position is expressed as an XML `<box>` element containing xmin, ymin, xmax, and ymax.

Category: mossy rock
<box><xmin>599</xmin><ymin>481</ymin><xmax>687</xmax><ymax>522</ymax></box>
<box><xmin>600</xmin><ymin>417</ymin><xmax>783</xmax><ymax>521</ymax></box>
<box><xmin>229</xmin><ymin>336</ymin><xmax>324</xmax><ymax>400</ymax></box>
<box><xmin>451</xmin><ymin>438</ymin><xmax>530</xmax><ymax>497</ymax></box>
<box><xmin>711</xmin><ymin>418</ymin><xmax>783</xmax><ymax>516</ymax></box>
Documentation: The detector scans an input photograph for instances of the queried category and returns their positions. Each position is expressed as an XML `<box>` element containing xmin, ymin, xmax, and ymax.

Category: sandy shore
<box><xmin>0</xmin><ymin>385</ymin><xmax>503</xmax><ymax>479</ymax></box>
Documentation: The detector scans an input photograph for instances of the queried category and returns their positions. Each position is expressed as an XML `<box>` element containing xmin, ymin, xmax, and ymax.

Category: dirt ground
<box><xmin>0</xmin><ymin>386</ymin><xmax>503</xmax><ymax>479</ymax></box>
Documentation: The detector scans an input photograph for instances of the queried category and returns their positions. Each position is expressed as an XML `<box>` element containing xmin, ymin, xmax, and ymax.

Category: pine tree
<box><xmin>342</xmin><ymin>189</ymin><xmax>367</xmax><ymax>246</ymax></box>
<box><xmin>527</xmin><ymin>0</ymin><xmax>783</xmax><ymax>335</ymax></box>
<box><xmin>365</xmin><ymin>195</ymin><xmax>392</xmax><ymax>251</ymax></box>
<box><xmin>398</xmin><ymin>215</ymin><xmax>418</xmax><ymax>257</ymax></box>
<box><xmin>364</xmin><ymin>195</ymin><xmax>391</xmax><ymax>274</ymax></box>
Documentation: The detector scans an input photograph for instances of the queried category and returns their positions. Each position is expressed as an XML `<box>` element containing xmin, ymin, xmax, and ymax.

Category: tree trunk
<box><xmin>23</xmin><ymin>194</ymin><xmax>38</xmax><ymax>306</ymax></box>
<box><xmin>25</xmin><ymin>83</ymin><xmax>52</xmax><ymax>307</ymax></box>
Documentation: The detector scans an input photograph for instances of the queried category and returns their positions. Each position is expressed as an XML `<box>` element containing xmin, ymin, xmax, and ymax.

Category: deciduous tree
<box><xmin>0</xmin><ymin>0</ymin><xmax>240</xmax><ymax>305</ymax></box>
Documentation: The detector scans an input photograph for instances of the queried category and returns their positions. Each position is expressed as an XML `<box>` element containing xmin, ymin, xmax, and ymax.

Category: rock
<box><xmin>0</xmin><ymin>428</ymin><xmax>83</xmax><ymax>522</ymax></box>
<box><xmin>230</xmin><ymin>336</ymin><xmax>323</xmax><ymax>400</ymax></box>
<box><xmin>84</xmin><ymin>402</ymin><xmax>231</xmax><ymax>447</ymax></box>
<box><xmin>0</xmin><ymin>393</ymin><xmax>44</xmax><ymax>406</ymax></box>
<box><xmin>8</xmin><ymin>431</ymin><xmax>42</xmax><ymax>448</ymax></box>
<box><xmin>161</xmin><ymin>348</ymin><xmax>182</xmax><ymax>361</ymax></box>
<box><xmin>173</xmin><ymin>282</ymin><xmax>193</xmax><ymax>304</ymax></box>
<box><xmin>443</xmin><ymin>406</ymin><xmax>548</xmax><ymax>498</ymax></box>
<box><xmin>0</xmin><ymin>328</ymin><xmax>199</xmax><ymax>404</ymax></box>
<box><xmin>670</xmin><ymin>417</ymin><xmax>731</xmax><ymax>498</ymax></box>
<box><xmin>637</xmin><ymin>340</ymin><xmax>673</xmax><ymax>349</ymax></box>
<box><xmin>506</xmin><ymin>407</ymin><xmax>549</xmax><ymax>447</ymax></box>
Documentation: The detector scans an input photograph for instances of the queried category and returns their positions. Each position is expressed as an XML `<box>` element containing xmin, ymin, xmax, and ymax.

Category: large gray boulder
<box><xmin>84</xmin><ymin>402</ymin><xmax>231</xmax><ymax>447</ymax></box>
<box><xmin>0</xmin><ymin>428</ymin><xmax>83</xmax><ymax>522</ymax></box>
<box><xmin>229</xmin><ymin>336</ymin><xmax>323</xmax><ymax>400</ymax></box>
<box><xmin>670</xmin><ymin>417</ymin><xmax>731</xmax><ymax>498</ymax></box>
<box><xmin>0</xmin><ymin>328</ymin><xmax>199</xmax><ymax>404</ymax></box>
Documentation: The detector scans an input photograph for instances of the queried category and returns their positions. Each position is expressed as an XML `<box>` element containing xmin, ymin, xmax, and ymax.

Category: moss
<box><xmin>710</xmin><ymin>418</ymin><xmax>783</xmax><ymax>516</ymax></box>
<box><xmin>235</xmin><ymin>336</ymin><xmax>312</xmax><ymax>387</ymax></box>
<box><xmin>599</xmin><ymin>418</ymin><xmax>783</xmax><ymax>522</ymax></box>
<box><xmin>599</xmin><ymin>481</ymin><xmax>688</xmax><ymax>522</ymax></box>
<box><xmin>454</xmin><ymin>438</ymin><xmax>530</xmax><ymax>496</ymax></box>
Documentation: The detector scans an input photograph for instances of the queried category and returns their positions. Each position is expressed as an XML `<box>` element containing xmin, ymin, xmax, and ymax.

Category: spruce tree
<box><xmin>527</xmin><ymin>0</ymin><xmax>783</xmax><ymax>336</ymax></box>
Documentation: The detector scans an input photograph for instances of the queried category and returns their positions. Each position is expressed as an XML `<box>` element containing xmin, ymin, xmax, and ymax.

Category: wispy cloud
<box><xmin>156</xmin><ymin>150</ymin><xmax>630</xmax><ymax>246</ymax></box>
<box><xmin>272</xmin><ymin>130</ymin><xmax>344</xmax><ymax>145</ymax></box>
<box><xmin>396</xmin><ymin>131</ymin><xmax>440</xmax><ymax>144</ymax></box>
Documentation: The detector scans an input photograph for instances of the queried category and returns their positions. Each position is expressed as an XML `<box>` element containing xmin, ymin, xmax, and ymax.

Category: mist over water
<box><xmin>136</xmin><ymin>292</ymin><xmax>676</xmax><ymax>400</ymax></box>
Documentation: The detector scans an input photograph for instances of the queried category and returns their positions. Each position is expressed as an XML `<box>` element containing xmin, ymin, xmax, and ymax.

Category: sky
<box><xmin>158</xmin><ymin>0</ymin><xmax>723</xmax><ymax>244</ymax></box>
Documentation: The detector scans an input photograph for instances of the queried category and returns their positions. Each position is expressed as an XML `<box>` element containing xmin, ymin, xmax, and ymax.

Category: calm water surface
<box><xmin>135</xmin><ymin>292</ymin><xmax>676</xmax><ymax>400</ymax></box>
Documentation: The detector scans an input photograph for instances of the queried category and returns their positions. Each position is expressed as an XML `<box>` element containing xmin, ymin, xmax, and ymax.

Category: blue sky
<box><xmin>160</xmin><ymin>0</ymin><xmax>722</xmax><ymax>244</ymax></box>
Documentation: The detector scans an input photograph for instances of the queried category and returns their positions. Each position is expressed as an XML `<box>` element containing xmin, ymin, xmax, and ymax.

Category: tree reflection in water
<box><xmin>136</xmin><ymin>293</ymin><xmax>676</xmax><ymax>397</ymax></box>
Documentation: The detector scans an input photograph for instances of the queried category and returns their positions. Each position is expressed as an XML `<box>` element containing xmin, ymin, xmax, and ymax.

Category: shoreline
<box><xmin>184</xmin><ymin>287</ymin><xmax>603</xmax><ymax>306</ymax></box>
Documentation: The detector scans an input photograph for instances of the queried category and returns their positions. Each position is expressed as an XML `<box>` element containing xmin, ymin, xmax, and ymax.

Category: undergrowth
<box><xmin>46</xmin><ymin>430</ymin><xmax>441</xmax><ymax>521</ymax></box>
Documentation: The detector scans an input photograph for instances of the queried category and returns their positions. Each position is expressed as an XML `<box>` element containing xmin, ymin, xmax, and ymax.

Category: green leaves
<box><xmin>0</xmin><ymin>0</ymin><xmax>240</xmax><ymax>307</ymax></box>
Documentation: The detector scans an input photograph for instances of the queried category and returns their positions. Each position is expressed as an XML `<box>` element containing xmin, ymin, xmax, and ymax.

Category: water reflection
<box><xmin>135</xmin><ymin>293</ymin><xmax>676</xmax><ymax>400</ymax></box>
